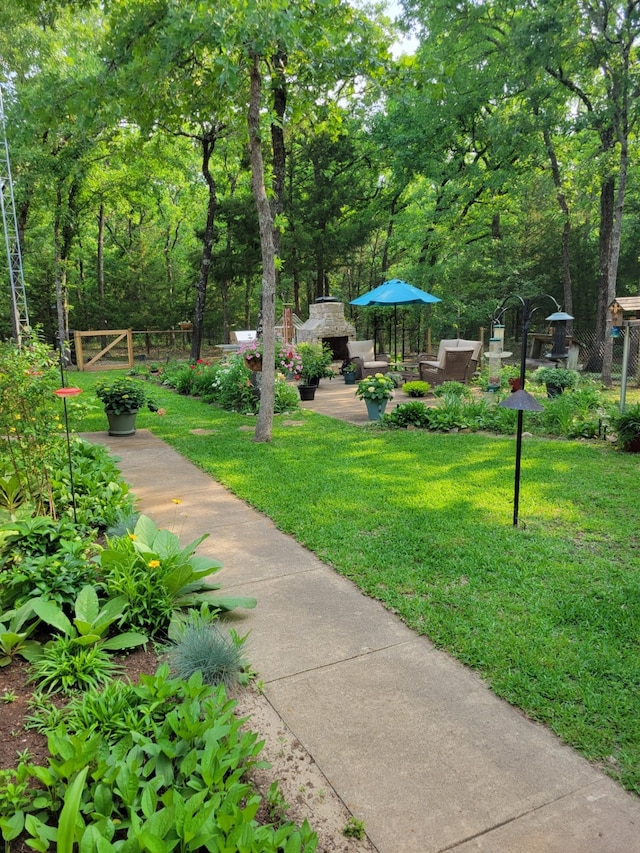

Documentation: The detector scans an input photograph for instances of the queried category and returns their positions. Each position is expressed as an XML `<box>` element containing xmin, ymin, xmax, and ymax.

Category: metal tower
<box><xmin>0</xmin><ymin>83</ymin><xmax>29</xmax><ymax>346</ymax></box>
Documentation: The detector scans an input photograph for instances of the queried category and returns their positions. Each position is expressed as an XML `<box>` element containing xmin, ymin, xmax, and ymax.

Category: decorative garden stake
<box><xmin>53</xmin><ymin>386</ymin><xmax>82</xmax><ymax>523</ymax></box>
<box><xmin>494</xmin><ymin>295</ymin><xmax>573</xmax><ymax>526</ymax></box>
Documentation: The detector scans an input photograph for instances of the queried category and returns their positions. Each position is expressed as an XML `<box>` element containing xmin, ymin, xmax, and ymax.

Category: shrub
<box><xmin>297</xmin><ymin>342</ymin><xmax>334</xmax><ymax>383</ymax></box>
<box><xmin>532</xmin><ymin>366</ymin><xmax>579</xmax><ymax>393</ymax></box>
<box><xmin>381</xmin><ymin>402</ymin><xmax>432</xmax><ymax>429</ymax></box>
<box><xmin>611</xmin><ymin>402</ymin><xmax>640</xmax><ymax>450</ymax></box>
<box><xmin>402</xmin><ymin>381</ymin><xmax>431</xmax><ymax>397</ymax></box>
<box><xmin>273</xmin><ymin>379</ymin><xmax>300</xmax><ymax>413</ymax></box>
<box><xmin>0</xmin><ymin>338</ymin><xmax>66</xmax><ymax>515</ymax></box>
<box><xmin>432</xmin><ymin>381</ymin><xmax>472</xmax><ymax>400</ymax></box>
<box><xmin>210</xmin><ymin>355</ymin><xmax>259</xmax><ymax>413</ymax></box>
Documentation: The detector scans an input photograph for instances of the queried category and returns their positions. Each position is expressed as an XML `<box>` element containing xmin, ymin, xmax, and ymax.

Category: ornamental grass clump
<box><xmin>355</xmin><ymin>372</ymin><xmax>395</xmax><ymax>401</ymax></box>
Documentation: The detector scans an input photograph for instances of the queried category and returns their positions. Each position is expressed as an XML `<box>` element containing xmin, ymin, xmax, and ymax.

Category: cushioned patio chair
<box><xmin>419</xmin><ymin>347</ymin><xmax>475</xmax><ymax>386</ymax></box>
<box><xmin>346</xmin><ymin>340</ymin><xmax>390</xmax><ymax>380</ymax></box>
<box><xmin>418</xmin><ymin>338</ymin><xmax>482</xmax><ymax>383</ymax></box>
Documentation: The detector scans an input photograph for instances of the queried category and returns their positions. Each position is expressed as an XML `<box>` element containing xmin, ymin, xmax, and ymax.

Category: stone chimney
<box><xmin>296</xmin><ymin>299</ymin><xmax>356</xmax><ymax>361</ymax></box>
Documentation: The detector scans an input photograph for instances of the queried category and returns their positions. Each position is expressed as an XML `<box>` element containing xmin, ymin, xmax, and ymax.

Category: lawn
<box><xmin>68</xmin><ymin>369</ymin><xmax>640</xmax><ymax>793</ymax></box>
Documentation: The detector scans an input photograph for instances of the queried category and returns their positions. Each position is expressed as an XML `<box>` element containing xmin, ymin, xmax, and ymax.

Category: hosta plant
<box><xmin>97</xmin><ymin>515</ymin><xmax>256</xmax><ymax>637</ymax></box>
<box><xmin>28</xmin><ymin>585</ymin><xmax>147</xmax><ymax>694</ymax></box>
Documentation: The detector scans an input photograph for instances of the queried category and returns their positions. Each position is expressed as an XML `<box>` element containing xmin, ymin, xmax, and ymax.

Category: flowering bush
<box><xmin>95</xmin><ymin>377</ymin><xmax>146</xmax><ymax>414</ymax></box>
<box><xmin>355</xmin><ymin>373</ymin><xmax>395</xmax><ymax>401</ymax></box>
<box><xmin>239</xmin><ymin>339</ymin><xmax>302</xmax><ymax>377</ymax></box>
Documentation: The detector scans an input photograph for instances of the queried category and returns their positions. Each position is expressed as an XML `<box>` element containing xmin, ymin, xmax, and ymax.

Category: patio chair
<box><xmin>418</xmin><ymin>338</ymin><xmax>482</xmax><ymax>383</ymax></box>
<box><xmin>346</xmin><ymin>340</ymin><xmax>390</xmax><ymax>380</ymax></box>
<box><xmin>419</xmin><ymin>347</ymin><xmax>475</xmax><ymax>386</ymax></box>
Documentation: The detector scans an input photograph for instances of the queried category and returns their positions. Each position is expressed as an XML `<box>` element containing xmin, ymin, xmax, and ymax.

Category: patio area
<box><xmin>296</xmin><ymin>372</ymin><xmax>437</xmax><ymax>425</ymax></box>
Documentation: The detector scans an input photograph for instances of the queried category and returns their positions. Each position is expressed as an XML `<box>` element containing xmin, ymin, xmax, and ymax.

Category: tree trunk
<box><xmin>248</xmin><ymin>51</ymin><xmax>276</xmax><ymax>443</ymax></box>
<box><xmin>190</xmin><ymin>133</ymin><xmax>217</xmax><ymax>361</ymax></box>
<box><xmin>97</xmin><ymin>202</ymin><xmax>107</xmax><ymax>349</ymax></box>
<box><xmin>588</xmin><ymin>175</ymin><xmax>615</xmax><ymax>377</ymax></box>
<box><xmin>270</xmin><ymin>49</ymin><xmax>287</xmax><ymax>260</ymax></box>
<box><xmin>541</xmin><ymin>126</ymin><xmax>573</xmax><ymax>321</ymax></box>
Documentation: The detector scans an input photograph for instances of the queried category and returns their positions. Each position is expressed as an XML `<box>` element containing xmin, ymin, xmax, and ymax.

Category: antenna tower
<box><xmin>0</xmin><ymin>83</ymin><xmax>29</xmax><ymax>346</ymax></box>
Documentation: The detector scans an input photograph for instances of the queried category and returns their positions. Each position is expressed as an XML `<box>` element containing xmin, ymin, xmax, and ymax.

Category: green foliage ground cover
<box><xmin>68</xmin><ymin>370</ymin><xmax>640</xmax><ymax>793</ymax></box>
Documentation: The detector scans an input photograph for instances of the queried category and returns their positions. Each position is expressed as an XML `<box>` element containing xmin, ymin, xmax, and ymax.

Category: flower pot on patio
<box><xmin>344</xmin><ymin>372</ymin><xmax>356</xmax><ymax>385</ymax></box>
<box><xmin>298</xmin><ymin>384</ymin><xmax>317</xmax><ymax>401</ymax></box>
<box><xmin>364</xmin><ymin>399</ymin><xmax>388</xmax><ymax>420</ymax></box>
<box><xmin>106</xmin><ymin>409</ymin><xmax>139</xmax><ymax>436</ymax></box>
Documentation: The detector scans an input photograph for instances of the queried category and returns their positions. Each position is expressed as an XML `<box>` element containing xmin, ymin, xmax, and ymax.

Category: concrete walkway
<box><xmin>87</xmin><ymin>428</ymin><xmax>640</xmax><ymax>853</ymax></box>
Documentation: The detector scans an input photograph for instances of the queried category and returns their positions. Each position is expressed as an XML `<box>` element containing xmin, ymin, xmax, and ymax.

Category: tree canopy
<box><xmin>1</xmin><ymin>0</ymin><xmax>639</xmax><ymax>383</ymax></box>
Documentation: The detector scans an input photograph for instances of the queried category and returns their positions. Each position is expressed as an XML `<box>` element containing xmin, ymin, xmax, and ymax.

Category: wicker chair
<box><xmin>419</xmin><ymin>338</ymin><xmax>482</xmax><ymax>382</ymax></box>
<box><xmin>346</xmin><ymin>340</ymin><xmax>390</xmax><ymax>380</ymax></box>
<box><xmin>419</xmin><ymin>347</ymin><xmax>475</xmax><ymax>386</ymax></box>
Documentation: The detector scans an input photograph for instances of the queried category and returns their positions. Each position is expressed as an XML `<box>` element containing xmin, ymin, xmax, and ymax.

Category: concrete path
<box><xmin>86</xmin><ymin>429</ymin><xmax>640</xmax><ymax>852</ymax></box>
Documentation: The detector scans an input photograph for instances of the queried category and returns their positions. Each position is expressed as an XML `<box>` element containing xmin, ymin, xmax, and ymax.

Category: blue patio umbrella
<box><xmin>350</xmin><ymin>279</ymin><xmax>441</xmax><ymax>361</ymax></box>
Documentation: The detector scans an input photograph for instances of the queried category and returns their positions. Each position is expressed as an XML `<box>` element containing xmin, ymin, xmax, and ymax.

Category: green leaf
<box><xmin>58</xmin><ymin>767</ymin><xmax>89</xmax><ymax>853</ymax></box>
<box><xmin>31</xmin><ymin>598</ymin><xmax>73</xmax><ymax>636</ymax></box>
<box><xmin>100</xmin><ymin>632</ymin><xmax>148</xmax><ymax>651</ymax></box>
<box><xmin>75</xmin><ymin>585</ymin><xmax>99</xmax><ymax>625</ymax></box>
<box><xmin>0</xmin><ymin>811</ymin><xmax>25</xmax><ymax>842</ymax></box>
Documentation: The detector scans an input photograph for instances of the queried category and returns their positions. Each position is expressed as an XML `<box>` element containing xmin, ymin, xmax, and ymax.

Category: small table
<box><xmin>528</xmin><ymin>333</ymin><xmax>572</xmax><ymax>359</ymax></box>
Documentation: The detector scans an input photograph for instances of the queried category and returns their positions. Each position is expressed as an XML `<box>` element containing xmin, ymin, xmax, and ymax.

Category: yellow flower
<box><xmin>14</xmin><ymin>414</ymin><xmax>21</xmax><ymax>420</ymax></box>
<box><xmin>148</xmin><ymin>559</ymin><xmax>160</xmax><ymax>568</ymax></box>
<box><xmin>172</xmin><ymin>498</ymin><xmax>183</xmax><ymax>504</ymax></box>
<box><xmin>128</xmin><ymin>533</ymin><xmax>137</xmax><ymax>540</ymax></box>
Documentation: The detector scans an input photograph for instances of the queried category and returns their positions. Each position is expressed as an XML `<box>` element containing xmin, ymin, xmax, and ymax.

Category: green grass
<box><xmin>68</xmin><ymin>369</ymin><xmax>640</xmax><ymax>793</ymax></box>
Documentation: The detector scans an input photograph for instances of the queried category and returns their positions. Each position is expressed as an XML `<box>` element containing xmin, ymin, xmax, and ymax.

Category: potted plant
<box><xmin>342</xmin><ymin>360</ymin><xmax>357</xmax><ymax>385</ymax></box>
<box><xmin>611</xmin><ymin>403</ymin><xmax>640</xmax><ymax>452</ymax></box>
<box><xmin>533</xmin><ymin>366</ymin><xmax>578</xmax><ymax>397</ymax></box>
<box><xmin>355</xmin><ymin>372</ymin><xmax>395</xmax><ymax>420</ymax></box>
<box><xmin>95</xmin><ymin>377</ymin><xmax>147</xmax><ymax>436</ymax></box>
<box><xmin>297</xmin><ymin>342</ymin><xmax>334</xmax><ymax>399</ymax></box>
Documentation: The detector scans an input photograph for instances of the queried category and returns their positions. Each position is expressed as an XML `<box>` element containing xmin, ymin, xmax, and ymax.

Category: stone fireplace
<box><xmin>296</xmin><ymin>299</ymin><xmax>356</xmax><ymax>361</ymax></box>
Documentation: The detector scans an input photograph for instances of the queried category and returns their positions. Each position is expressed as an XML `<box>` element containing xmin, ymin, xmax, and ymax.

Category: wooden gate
<box><xmin>74</xmin><ymin>329</ymin><xmax>134</xmax><ymax>371</ymax></box>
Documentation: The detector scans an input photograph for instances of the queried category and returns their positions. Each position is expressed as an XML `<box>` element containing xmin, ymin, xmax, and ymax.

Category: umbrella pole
<box><xmin>394</xmin><ymin>304</ymin><xmax>397</xmax><ymax>364</ymax></box>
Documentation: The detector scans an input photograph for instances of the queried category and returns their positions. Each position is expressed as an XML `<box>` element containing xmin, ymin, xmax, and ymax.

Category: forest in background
<box><xmin>1</xmin><ymin>0</ymin><xmax>640</xmax><ymax>380</ymax></box>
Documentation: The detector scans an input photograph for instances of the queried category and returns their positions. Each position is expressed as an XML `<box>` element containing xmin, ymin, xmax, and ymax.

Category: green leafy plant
<box><xmin>355</xmin><ymin>372</ymin><xmax>395</xmax><ymax>401</ymax></box>
<box><xmin>611</xmin><ymin>403</ymin><xmax>640</xmax><ymax>451</ymax></box>
<box><xmin>342</xmin><ymin>816</ymin><xmax>366</xmax><ymax>839</ymax></box>
<box><xmin>0</xmin><ymin>759</ymin><xmax>37</xmax><ymax>849</ymax></box>
<box><xmin>532</xmin><ymin>366</ymin><xmax>578</xmax><ymax>395</ymax></box>
<box><xmin>381</xmin><ymin>401</ymin><xmax>432</xmax><ymax>429</ymax></box>
<box><xmin>19</xmin><ymin>667</ymin><xmax>318</xmax><ymax>853</ymax></box>
<box><xmin>273</xmin><ymin>379</ymin><xmax>300</xmax><ymax>413</ymax></box>
<box><xmin>432</xmin><ymin>380</ymin><xmax>472</xmax><ymax>399</ymax></box>
<box><xmin>28</xmin><ymin>586</ymin><xmax>147</xmax><ymax>693</ymax></box>
<box><xmin>401</xmin><ymin>380</ymin><xmax>431</xmax><ymax>397</ymax></box>
<box><xmin>97</xmin><ymin>515</ymin><xmax>256</xmax><ymax>637</ymax></box>
<box><xmin>297</xmin><ymin>342</ymin><xmax>334</xmax><ymax>384</ymax></box>
<box><xmin>95</xmin><ymin>377</ymin><xmax>146</xmax><ymax>414</ymax></box>
<box><xmin>0</xmin><ymin>340</ymin><xmax>66</xmax><ymax>517</ymax></box>
<box><xmin>0</xmin><ymin>602</ymin><xmax>41</xmax><ymax>666</ymax></box>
